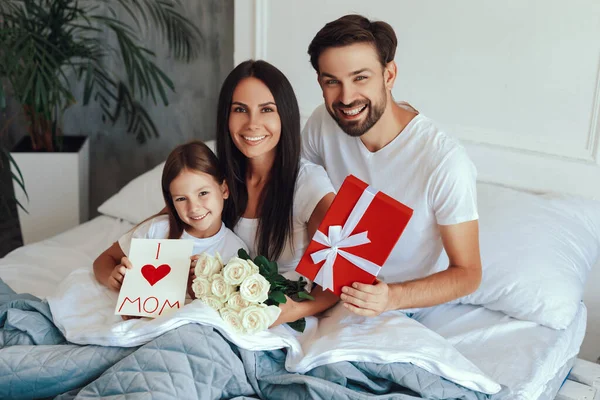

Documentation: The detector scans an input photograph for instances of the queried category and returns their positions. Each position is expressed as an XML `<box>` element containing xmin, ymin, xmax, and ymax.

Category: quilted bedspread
<box><xmin>0</xmin><ymin>279</ymin><xmax>494</xmax><ymax>399</ymax></box>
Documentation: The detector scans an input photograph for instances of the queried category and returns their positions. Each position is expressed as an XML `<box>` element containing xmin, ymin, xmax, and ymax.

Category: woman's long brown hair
<box><xmin>216</xmin><ymin>60</ymin><xmax>300</xmax><ymax>261</ymax></box>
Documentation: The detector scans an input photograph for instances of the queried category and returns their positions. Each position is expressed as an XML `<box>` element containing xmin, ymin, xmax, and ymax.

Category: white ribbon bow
<box><xmin>310</xmin><ymin>185</ymin><xmax>382</xmax><ymax>292</ymax></box>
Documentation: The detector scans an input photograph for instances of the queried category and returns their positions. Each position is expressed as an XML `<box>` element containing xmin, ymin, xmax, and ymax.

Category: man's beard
<box><xmin>327</xmin><ymin>90</ymin><xmax>387</xmax><ymax>137</ymax></box>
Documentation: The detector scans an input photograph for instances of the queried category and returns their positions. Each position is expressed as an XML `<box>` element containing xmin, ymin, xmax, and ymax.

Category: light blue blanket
<box><xmin>0</xmin><ymin>279</ymin><xmax>493</xmax><ymax>399</ymax></box>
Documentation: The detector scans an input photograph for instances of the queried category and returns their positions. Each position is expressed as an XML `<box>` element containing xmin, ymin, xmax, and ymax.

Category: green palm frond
<box><xmin>92</xmin><ymin>14</ymin><xmax>174</xmax><ymax>104</ymax></box>
<box><xmin>1</xmin><ymin>0</ymin><xmax>201</xmax><ymax>145</ymax></box>
<box><xmin>0</xmin><ymin>1</ymin><xmax>20</xmax><ymax>16</ymax></box>
<box><xmin>101</xmin><ymin>0</ymin><xmax>203</xmax><ymax>62</ymax></box>
<box><xmin>0</xmin><ymin>0</ymin><xmax>203</xmax><ymax>212</ymax></box>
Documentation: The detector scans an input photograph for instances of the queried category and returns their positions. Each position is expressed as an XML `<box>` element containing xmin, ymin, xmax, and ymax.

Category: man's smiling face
<box><xmin>318</xmin><ymin>42</ymin><xmax>389</xmax><ymax>137</ymax></box>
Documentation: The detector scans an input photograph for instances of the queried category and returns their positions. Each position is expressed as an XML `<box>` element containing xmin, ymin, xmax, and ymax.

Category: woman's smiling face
<box><xmin>228</xmin><ymin>77</ymin><xmax>282</xmax><ymax>162</ymax></box>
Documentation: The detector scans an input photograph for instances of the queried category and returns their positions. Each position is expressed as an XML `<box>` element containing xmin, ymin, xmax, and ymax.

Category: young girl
<box><xmin>93</xmin><ymin>140</ymin><xmax>247</xmax><ymax>293</ymax></box>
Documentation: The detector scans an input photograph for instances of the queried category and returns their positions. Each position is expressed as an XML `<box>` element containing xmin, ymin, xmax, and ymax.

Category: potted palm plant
<box><xmin>0</xmin><ymin>0</ymin><xmax>202</xmax><ymax>244</ymax></box>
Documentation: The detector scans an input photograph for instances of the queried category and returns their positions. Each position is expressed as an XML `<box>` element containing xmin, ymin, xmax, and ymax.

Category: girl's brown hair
<box><xmin>136</xmin><ymin>140</ymin><xmax>224</xmax><ymax>238</ymax></box>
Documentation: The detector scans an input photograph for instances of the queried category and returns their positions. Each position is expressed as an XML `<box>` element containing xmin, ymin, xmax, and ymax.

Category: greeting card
<box><xmin>115</xmin><ymin>238</ymin><xmax>193</xmax><ymax>318</ymax></box>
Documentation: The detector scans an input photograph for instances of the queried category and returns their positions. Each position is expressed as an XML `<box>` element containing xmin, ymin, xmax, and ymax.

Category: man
<box><xmin>302</xmin><ymin>14</ymin><xmax>482</xmax><ymax>317</ymax></box>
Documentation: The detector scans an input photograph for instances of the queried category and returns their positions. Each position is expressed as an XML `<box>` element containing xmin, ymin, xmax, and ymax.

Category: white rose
<box><xmin>239</xmin><ymin>273</ymin><xmax>270</xmax><ymax>303</ymax></box>
<box><xmin>219</xmin><ymin>307</ymin><xmax>243</xmax><ymax>333</ymax></box>
<box><xmin>210</xmin><ymin>274</ymin><xmax>235</xmax><ymax>301</ymax></box>
<box><xmin>191</xmin><ymin>276</ymin><xmax>211</xmax><ymax>299</ymax></box>
<box><xmin>200</xmin><ymin>295</ymin><xmax>224</xmax><ymax>311</ymax></box>
<box><xmin>227</xmin><ymin>292</ymin><xmax>250</xmax><ymax>312</ymax></box>
<box><xmin>239</xmin><ymin>304</ymin><xmax>281</xmax><ymax>334</ymax></box>
<box><xmin>194</xmin><ymin>253</ymin><xmax>223</xmax><ymax>277</ymax></box>
<box><xmin>222</xmin><ymin>257</ymin><xmax>253</xmax><ymax>285</ymax></box>
<box><xmin>247</xmin><ymin>259</ymin><xmax>260</xmax><ymax>274</ymax></box>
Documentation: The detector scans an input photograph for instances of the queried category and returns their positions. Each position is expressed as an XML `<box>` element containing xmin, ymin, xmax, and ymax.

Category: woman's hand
<box><xmin>107</xmin><ymin>256</ymin><xmax>133</xmax><ymax>291</ymax></box>
<box><xmin>187</xmin><ymin>255</ymin><xmax>200</xmax><ymax>298</ymax></box>
<box><xmin>270</xmin><ymin>295</ymin><xmax>301</xmax><ymax>327</ymax></box>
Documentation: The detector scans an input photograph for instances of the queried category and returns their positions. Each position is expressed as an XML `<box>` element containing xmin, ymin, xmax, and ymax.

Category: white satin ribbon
<box><xmin>310</xmin><ymin>185</ymin><xmax>382</xmax><ymax>292</ymax></box>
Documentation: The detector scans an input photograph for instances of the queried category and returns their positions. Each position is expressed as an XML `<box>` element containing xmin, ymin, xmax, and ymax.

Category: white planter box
<box><xmin>10</xmin><ymin>136</ymin><xmax>89</xmax><ymax>245</ymax></box>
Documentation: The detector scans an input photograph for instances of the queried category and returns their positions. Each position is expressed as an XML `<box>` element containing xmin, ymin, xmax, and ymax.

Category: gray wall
<box><xmin>0</xmin><ymin>0</ymin><xmax>233</xmax><ymax>254</ymax></box>
<box><xmin>82</xmin><ymin>0</ymin><xmax>234</xmax><ymax>217</ymax></box>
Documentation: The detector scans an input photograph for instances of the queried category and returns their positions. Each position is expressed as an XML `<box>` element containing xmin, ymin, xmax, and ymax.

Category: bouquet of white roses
<box><xmin>191</xmin><ymin>249</ymin><xmax>313</xmax><ymax>334</ymax></box>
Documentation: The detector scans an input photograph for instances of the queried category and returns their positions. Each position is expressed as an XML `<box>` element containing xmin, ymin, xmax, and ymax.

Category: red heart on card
<box><xmin>141</xmin><ymin>264</ymin><xmax>171</xmax><ymax>286</ymax></box>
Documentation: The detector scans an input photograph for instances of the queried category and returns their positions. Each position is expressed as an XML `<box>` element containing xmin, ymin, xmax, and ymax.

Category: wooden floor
<box><xmin>557</xmin><ymin>359</ymin><xmax>600</xmax><ymax>400</ymax></box>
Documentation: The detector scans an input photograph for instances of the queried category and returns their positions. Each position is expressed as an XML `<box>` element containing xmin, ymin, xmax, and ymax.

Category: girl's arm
<box><xmin>272</xmin><ymin>192</ymin><xmax>338</xmax><ymax>326</ymax></box>
<box><xmin>93</xmin><ymin>242</ymin><xmax>132</xmax><ymax>291</ymax></box>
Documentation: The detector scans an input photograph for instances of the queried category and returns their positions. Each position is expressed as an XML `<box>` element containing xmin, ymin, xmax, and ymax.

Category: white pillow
<box><xmin>97</xmin><ymin>140</ymin><xmax>216</xmax><ymax>224</ymax></box>
<box><xmin>437</xmin><ymin>183</ymin><xmax>600</xmax><ymax>329</ymax></box>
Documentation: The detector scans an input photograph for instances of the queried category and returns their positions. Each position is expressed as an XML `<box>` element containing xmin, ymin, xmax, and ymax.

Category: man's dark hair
<box><xmin>308</xmin><ymin>14</ymin><xmax>397</xmax><ymax>73</ymax></box>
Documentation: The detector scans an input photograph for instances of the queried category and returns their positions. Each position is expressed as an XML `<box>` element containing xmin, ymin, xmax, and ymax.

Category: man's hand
<box><xmin>340</xmin><ymin>279</ymin><xmax>393</xmax><ymax>316</ymax></box>
<box><xmin>107</xmin><ymin>256</ymin><xmax>133</xmax><ymax>291</ymax></box>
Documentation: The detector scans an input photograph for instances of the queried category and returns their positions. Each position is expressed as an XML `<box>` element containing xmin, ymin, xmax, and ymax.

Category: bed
<box><xmin>1</xmin><ymin>153</ymin><xmax>600</xmax><ymax>399</ymax></box>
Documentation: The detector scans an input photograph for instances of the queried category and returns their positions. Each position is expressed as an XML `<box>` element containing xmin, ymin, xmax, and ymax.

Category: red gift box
<box><xmin>295</xmin><ymin>175</ymin><xmax>413</xmax><ymax>296</ymax></box>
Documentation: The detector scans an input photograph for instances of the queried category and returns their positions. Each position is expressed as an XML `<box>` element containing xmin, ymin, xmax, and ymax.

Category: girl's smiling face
<box><xmin>169</xmin><ymin>168</ymin><xmax>229</xmax><ymax>238</ymax></box>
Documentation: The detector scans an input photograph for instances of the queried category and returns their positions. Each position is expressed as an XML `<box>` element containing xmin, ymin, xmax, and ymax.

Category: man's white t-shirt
<box><xmin>302</xmin><ymin>104</ymin><xmax>478</xmax><ymax>284</ymax></box>
<box><xmin>233</xmin><ymin>159</ymin><xmax>335</xmax><ymax>280</ymax></box>
<box><xmin>118</xmin><ymin>215</ymin><xmax>247</xmax><ymax>263</ymax></box>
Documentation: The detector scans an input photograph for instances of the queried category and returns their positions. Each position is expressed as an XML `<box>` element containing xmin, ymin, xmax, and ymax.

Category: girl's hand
<box><xmin>270</xmin><ymin>296</ymin><xmax>301</xmax><ymax>327</ymax></box>
<box><xmin>107</xmin><ymin>256</ymin><xmax>133</xmax><ymax>291</ymax></box>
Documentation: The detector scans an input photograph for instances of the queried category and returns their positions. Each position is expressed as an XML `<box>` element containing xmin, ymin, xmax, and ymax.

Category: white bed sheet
<box><xmin>0</xmin><ymin>215</ymin><xmax>587</xmax><ymax>399</ymax></box>
<box><xmin>417</xmin><ymin>302</ymin><xmax>587</xmax><ymax>400</ymax></box>
<box><xmin>0</xmin><ymin>216</ymin><xmax>133</xmax><ymax>299</ymax></box>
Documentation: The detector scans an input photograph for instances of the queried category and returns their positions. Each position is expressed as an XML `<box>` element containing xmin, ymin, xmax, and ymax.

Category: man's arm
<box><xmin>340</xmin><ymin>219</ymin><xmax>482</xmax><ymax>316</ymax></box>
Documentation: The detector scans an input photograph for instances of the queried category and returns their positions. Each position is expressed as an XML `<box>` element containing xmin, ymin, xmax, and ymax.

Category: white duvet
<box><xmin>47</xmin><ymin>267</ymin><xmax>501</xmax><ymax>395</ymax></box>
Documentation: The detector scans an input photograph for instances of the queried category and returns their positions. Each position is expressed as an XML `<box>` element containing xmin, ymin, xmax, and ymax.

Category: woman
<box><xmin>216</xmin><ymin>60</ymin><xmax>339</xmax><ymax>326</ymax></box>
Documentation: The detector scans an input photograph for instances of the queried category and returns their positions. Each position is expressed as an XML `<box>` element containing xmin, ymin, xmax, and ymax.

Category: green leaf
<box><xmin>10</xmin><ymin>171</ymin><xmax>29</xmax><ymax>202</ymax></box>
<box><xmin>253</xmin><ymin>255</ymin><xmax>269</xmax><ymax>269</ymax></box>
<box><xmin>148</xmin><ymin>64</ymin><xmax>169</xmax><ymax>105</ymax></box>
<box><xmin>286</xmin><ymin>318</ymin><xmax>307</xmax><ymax>333</ymax></box>
<box><xmin>82</xmin><ymin>62</ymin><xmax>95</xmax><ymax>104</ymax></box>
<box><xmin>267</xmin><ymin>260</ymin><xmax>279</xmax><ymax>276</ymax></box>
<box><xmin>237</xmin><ymin>248</ymin><xmax>251</xmax><ymax>260</ymax></box>
<box><xmin>132</xmin><ymin>0</ymin><xmax>203</xmax><ymax>61</ymax></box>
<box><xmin>269</xmin><ymin>291</ymin><xmax>286</xmax><ymax>304</ymax></box>
<box><xmin>14</xmin><ymin>197</ymin><xmax>29</xmax><ymax>214</ymax></box>
<box><xmin>297</xmin><ymin>291</ymin><xmax>315</xmax><ymax>301</ymax></box>
<box><xmin>112</xmin><ymin>0</ymin><xmax>147</xmax><ymax>31</ymax></box>
<box><xmin>271</xmin><ymin>275</ymin><xmax>287</xmax><ymax>284</ymax></box>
